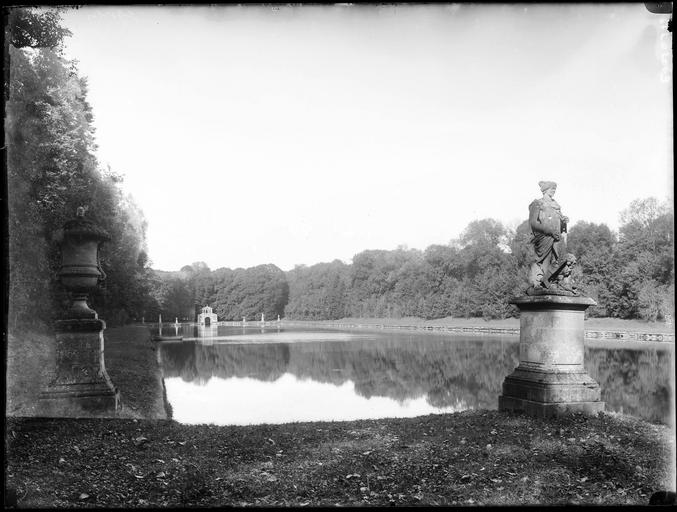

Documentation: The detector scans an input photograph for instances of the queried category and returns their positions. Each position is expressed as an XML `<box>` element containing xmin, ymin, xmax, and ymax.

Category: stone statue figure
<box><xmin>526</xmin><ymin>181</ymin><xmax>579</xmax><ymax>296</ymax></box>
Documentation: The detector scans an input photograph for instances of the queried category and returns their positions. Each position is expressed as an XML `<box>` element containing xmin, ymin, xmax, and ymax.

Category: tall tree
<box><xmin>6</xmin><ymin>7</ymin><xmax>155</xmax><ymax>329</ymax></box>
<box><xmin>213</xmin><ymin>264</ymin><xmax>288</xmax><ymax>320</ymax></box>
<box><xmin>6</xmin><ymin>7</ymin><xmax>72</xmax><ymax>50</ymax></box>
<box><xmin>610</xmin><ymin>198</ymin><xmax>674</xmax><ymax>320</ymax></box>
<box><xmin>285</xmin><ymin>261</ymin><xmax>349</xmax><ymax>320</ymax></box>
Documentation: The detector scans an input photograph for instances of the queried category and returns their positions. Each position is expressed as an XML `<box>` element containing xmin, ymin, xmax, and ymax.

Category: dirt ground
<box><xmin>5</xmin><ymin>410</ymin><xmax>674</xmax><ymax>507</ymax></box>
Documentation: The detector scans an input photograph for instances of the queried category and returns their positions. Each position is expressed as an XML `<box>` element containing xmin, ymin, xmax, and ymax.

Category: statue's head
<box><xmin>539</xmin><ymin>181</ymin><xmax>557</xmax><ymax>197</ymax></box>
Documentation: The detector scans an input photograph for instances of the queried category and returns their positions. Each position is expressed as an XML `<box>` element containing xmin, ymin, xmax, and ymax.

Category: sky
<box><xmin>58</xmin><ymin>4</ymin><xmax>673</xmax><ymax>272</ymax></box>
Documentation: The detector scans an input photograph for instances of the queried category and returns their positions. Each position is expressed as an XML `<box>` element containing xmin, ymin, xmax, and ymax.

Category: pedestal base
<box><xmin>39</xmin><ymin>383</ymin><xmax>119</xmax><ymax>417</ymax></box>
<box><xmin>39</xmin><ymin>319</ymin><xmax>120</xmax><ymax>418</ymax></box>
<box><xmin>501</xmin><ymin>367</ymin><xmax>602</xmax><ymax>402</ymax></box>
<box><xmin>498</xmin><ymin>395</ymin><xmax>605</xmax><ymax>418</ymax></box>
<box><xmin>498</xmin><ymin>295</ymin><xmax>604</xmax><ymax>418</ymax></box>
<box><xmin>498</xmin><ymin>367</ymin><xmax>604</xmax><ymax>417</ymax></box>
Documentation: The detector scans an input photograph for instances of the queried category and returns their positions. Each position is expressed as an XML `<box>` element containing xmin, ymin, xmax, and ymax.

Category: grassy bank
<box><xmin>105</xmin><ymin>326</ymin><xmax>168</xmax><ymax>420</ymax></box>
<box><xmin>6</xmin><ymin>330</ymin><xmax>53</xmax><ymax>417</ymax></box>
<box><xmin>6</xmin><ymin>325</ymin><xmax>166</xmax><ymax>419</ymax></box>
<box><xmin>288</xmin><ymin>316</ymin><xmax>675</xmax><ymax>334</ymax></box>
<box><xmin>6</xmin><ymin>411</ymin><xmax>674</xmax><ymax>507</ymax></box>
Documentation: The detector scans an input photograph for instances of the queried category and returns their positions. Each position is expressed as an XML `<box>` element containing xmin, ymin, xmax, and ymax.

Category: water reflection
<box><xmin>196</xmin><ymin>324</ymin><xmax>218</xmax><ymax>343</ymax></box>
<box><xmin>165</xmin><ymin>374</ymin><xmax>469</xmax><ymax>425</ymax></box>
<box><xmin>158</xmin><ymin>327</ymin><xmax>673</xmax><ymax>425</ymax></box>
<box><xmin>585</xmin><ymin>347</ymin><xmax>674</xmax><ymax>424</ymax></box>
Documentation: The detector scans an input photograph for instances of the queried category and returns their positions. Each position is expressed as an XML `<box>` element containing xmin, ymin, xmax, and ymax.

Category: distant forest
<box><xmin>6</xmin><ymin>8</ymin><xmax>674</xmax><ymax>332</ymax></box>
<box><xmin>149</xmin><ymin>200</ymin><xmax>674</xmax><ymax>323</ymax></box>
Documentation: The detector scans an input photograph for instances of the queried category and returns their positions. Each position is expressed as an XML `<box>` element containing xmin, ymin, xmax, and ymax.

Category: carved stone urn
<box><xmin>57</xmin><ymin>206</ymin><xmax>110</xmax><ymax>319</ymax></box>
<box><xmin>39</xmin><ymin>207</ymin><xmax>120</xmax><ymax>417</ymax></box>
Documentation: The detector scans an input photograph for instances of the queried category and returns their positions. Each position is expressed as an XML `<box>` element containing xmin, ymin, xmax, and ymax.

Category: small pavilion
<box><xmin>197</xmin><ymin>305</ymin><xmax>218</xmax><ymax>326</ymax></box>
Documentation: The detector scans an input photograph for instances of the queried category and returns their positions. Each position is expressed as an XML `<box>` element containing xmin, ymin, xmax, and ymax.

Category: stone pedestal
<box><xmin>498</xmin><ymin>295</ymin><xmax>604</xmax><ymax>418</ymax></box>
<box><xmin>39</xmin><ymin>319</ymin><xmax>120</xmax><ymax>417</ymax></box>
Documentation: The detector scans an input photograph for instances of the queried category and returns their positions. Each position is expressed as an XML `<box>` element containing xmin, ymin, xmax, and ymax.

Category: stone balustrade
<box><xmin>270</xmin><ymin>321</ymin><xmax>675</xmax><ymax>342</ymax></box>
<box><xmin>176</xmin><ymin>320</ymin><xmax>674</xmax><ymax>342</ymax></box>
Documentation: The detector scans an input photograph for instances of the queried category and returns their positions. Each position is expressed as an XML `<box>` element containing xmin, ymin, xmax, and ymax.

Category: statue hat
<box><xmin>538</xmin><ymin>180</ymin><xmax>557</xmax><ymax>192</ymax></box>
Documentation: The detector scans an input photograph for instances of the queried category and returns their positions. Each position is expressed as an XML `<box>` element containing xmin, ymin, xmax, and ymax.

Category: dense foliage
<box><xmin>150</xmin><ymin>262</ymin><xmax>288</xmax><ymax>322</ymax></box>
<box><xmin>6</xmin><ymin>8</ymin><xmax>72</xmax><ymax>51</ymax></box>
<box><xmin>286</xmin><ymin>260</ymin><xmax>350</xmax><ymax>320</ymax></box>
<box><xmin>567</xmin><ymin>198</ymin><xmax>674</xmax><ymax>320</ymax></box>
<box><xmin>6</xmin><ymin>7</ymin><xmax>157</xmax><ymax>329</ymax></box>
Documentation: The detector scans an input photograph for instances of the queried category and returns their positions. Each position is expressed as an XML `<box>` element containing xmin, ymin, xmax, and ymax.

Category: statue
<box><xmin>526</xmin><ymin>181</ymin><xmax>579</xmax><ymax>296</ymax></box>
<box><xmin>500</xmin><ymin>186</ymin><xmax>602</xmax><ymax>418</ymax></box>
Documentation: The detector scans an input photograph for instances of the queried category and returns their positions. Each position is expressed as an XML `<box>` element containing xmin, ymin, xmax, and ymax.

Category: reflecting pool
<box><xmin>156</xmin><ymin>325</ymin><xmax>674</xmax><ymax>426</ymax></box>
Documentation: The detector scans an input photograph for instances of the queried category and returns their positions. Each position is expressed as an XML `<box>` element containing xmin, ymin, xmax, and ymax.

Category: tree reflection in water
<box><xmin>159</xmin><ymin>328</ymin><xmax>673</xmax><ymax>424</ymax></box>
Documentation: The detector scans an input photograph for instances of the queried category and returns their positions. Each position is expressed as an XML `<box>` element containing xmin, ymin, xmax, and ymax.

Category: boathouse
<box><xmin>197</xmin><ymin>305</ymin><xmax>218</xmax><ymax>326</ymax></box>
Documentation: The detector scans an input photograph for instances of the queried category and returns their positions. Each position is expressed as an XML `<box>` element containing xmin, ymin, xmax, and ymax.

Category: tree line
<box><xmin>152</xmin><ymin>197</ymin><xmax>673</xmax><ymax>323</ymax></box>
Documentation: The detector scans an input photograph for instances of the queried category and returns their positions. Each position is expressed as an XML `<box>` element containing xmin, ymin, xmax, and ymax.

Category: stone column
<box><xmin>498</xmin><ymin>295</ymin><xmax>604</xmax><ymax>418</ymax></box>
